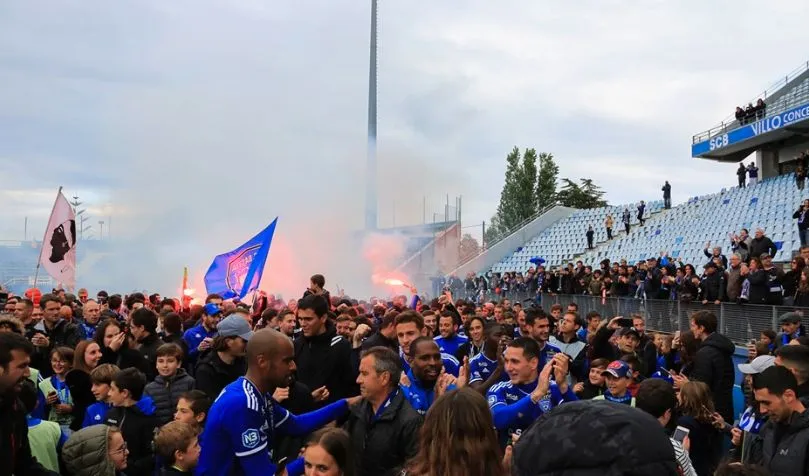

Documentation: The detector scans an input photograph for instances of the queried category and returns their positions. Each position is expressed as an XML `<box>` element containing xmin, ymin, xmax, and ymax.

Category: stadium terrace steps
<box><xmin>490</xmin><ymin>173</ymin><xmax>807</xmax><ymax>274</ymax></box>
<box><xmin>489</xmin><ymin>201</ymin><xmax>665</xmax><ymax>273</ymax></box>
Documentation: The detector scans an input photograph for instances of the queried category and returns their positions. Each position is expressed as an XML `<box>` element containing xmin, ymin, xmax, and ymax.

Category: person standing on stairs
<box><xmin>605</xmin><ymin>214</ymin><xmax>614</xmax><ymax>240</ymax></box>
<box><xmin>747</xmin><ymin>162</ymin><xmax>759</xmax><ymax>187</ymax></box>
<box><xmin>586</xmin><ymin>226</ymin><xmax>595</xmax><ymax>250</ymax></box>
<box><xmin>622</xmin><ymin>208</ymin><xmax>631</xmax><ymax>235</ymax></box>
<box><xmin>737</xmin><ymin>163</ymin><xmax>747</xmax><ymax>188</ymax></box>
<box><xmin>637</xmin><ymin>201</ymin><xmax>646</xmax><ymax>226</ymax></box>
<box><xmin>662</xmin><ymin>181</ymin><xmax>671</xmax><ymax>209</ymax></box>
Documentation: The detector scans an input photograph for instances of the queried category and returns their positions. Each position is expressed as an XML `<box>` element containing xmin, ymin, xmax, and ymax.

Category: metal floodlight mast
<box><xmin>365</xmin><ymin>0</ymin><xmax>379</xmax><ymax>231</ymax></box>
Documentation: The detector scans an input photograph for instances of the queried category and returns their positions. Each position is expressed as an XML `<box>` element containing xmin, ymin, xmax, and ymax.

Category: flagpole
<box><xmin>34</xmin><ymin>186</ymin><xmax>63</xmax><ymax>288</ymax></box>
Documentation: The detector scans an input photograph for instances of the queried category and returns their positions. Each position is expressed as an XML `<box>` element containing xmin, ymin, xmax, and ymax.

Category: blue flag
<box><xmin>204</xmin><ymin>218</ymin><xmax>278</xmax><ymax>299</ymax></box>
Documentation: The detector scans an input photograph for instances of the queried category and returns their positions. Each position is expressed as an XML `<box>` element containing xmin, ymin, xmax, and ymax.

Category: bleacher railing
<box><xmin>453</xmin><ymin>203</ymin><xmax>560</xmax><ymax>270</ymax></box>
<box><xmin>461</xmin><ymin>290</ymin><xmax>806</xmax><ymax>344</ymax></box>
<box><xmin>693</xmin><ymin>60</ymin><xmax>809</xmax><ymax>144</ymax></box>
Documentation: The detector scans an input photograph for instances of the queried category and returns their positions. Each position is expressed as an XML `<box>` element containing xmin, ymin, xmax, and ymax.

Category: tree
<box><xmin>459</xmin><ymin>233</ymin><xmax>481</xmax><ymax>262</ymax></box>
<box><xmin>535</xmin><ymin>152</ymin><xmax>559</xmax><ymax>211</ymax></box>
<box><xmin>491</xmin><ymin>147</ymin><xmax>540</xmax><ymax>242</ymax></box>
<box><xmin>557</xmin><ymin>178</ymin><xmax>608</xmax><ymax>209</ymax></box>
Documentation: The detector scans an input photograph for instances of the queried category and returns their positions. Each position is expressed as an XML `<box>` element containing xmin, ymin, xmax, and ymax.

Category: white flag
<box><xmin>40</xmin><ymin>190</ymin><xmax>76</xmax><ymax>289</ymax></box>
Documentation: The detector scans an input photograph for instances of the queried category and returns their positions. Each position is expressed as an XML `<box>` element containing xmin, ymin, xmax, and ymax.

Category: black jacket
<box><xmin>748</xmin><ymin>236</ymin><xmax>777</xmax><ymax>260</ymax></box>
<box><xmin>361</xmin><ymin>332</ymin><xmax>398</xmax><ymax>353</ymax></box>
<box><xmin>194</xmin><ymin>352</ymin><xmax>246</xmax><ymax>399</ymax></box>
<box><xmin>513</xmin><ymin>400</ymin><xmax>679</xmax><ymax>475</ymax></box>
<box><xmin>98</xmin><ymin>343</ymin><xmax>151</xmax><ymax>376</ymax></box>
<box><xmin>0</xmin><ymin>392</ymin><xmax>56</xmax><ymax>476</ymax></box>
<box><xmin>751</xmin><ymin>408</ymin><xmax>809</xmax><ymax>476</ymax></box>
<box><xmin>65</xmin><ymin>369</ymin><xmax>95</xmax><ymax>431</ymax></box>
<box><xmin>294</xmin><ymin>323</ymin><xmax>358</xmax><ymax>405</ymax></box>
<box><xmin>136</xmin><ymin>333</ymin><xmax>163</xmax><ymax>381</ymax></box>
<box><xmin>28</xmin><ymin>319</ymin><xmax>82</xmax><ymax>375</ymax></box>
<box><xmin>143</xmin><ymin>369</ymin><xmax>196</xmax><ymax>424</ymax></box>
<box><xmin>104</xmin><ymin>399</ymin><xmax>160</xmax><ymax>476</ymax></box>
<box><xmin>699</xmin><ymin>272</ymin><xmax>726</xmax><ymax>302</ymax></box>
<box><xmin>342</xmin><ymin>390</ymin><xmax>422</xmax><ymax>476</ymax></box>
<box><xmin>691</xmin><ymin>332</ymin><xmax>736</xmax><ymax>422</ymax></box>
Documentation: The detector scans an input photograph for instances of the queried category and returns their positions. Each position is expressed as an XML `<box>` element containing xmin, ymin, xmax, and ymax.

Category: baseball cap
<box><xmin>602</xmin><ymin>360</ymin><xmax>632</xmax><ymax>379</ymax></box>
<box><xmin>203</xmin><ymin>303</ymin><xmax>222</xmax><ymax>316</ymax></box>
<box><xmin>738</xmin><ymin>355</ymin><xmax>776</xmax><ymax>374</ymax></box>
<box><xmin>780</xmin><ymin>312</ymin><xmax>802</xmax><ymax>324</ymax></box>
<box><xmin>217</xmin><ymin>315</ymin><xmax>254</xmax><ymax>341</ymax></box>
<box><xmin>615</xmin><ymin>327</ymin><xmax>640</xmax><ymax>339</ymax></box>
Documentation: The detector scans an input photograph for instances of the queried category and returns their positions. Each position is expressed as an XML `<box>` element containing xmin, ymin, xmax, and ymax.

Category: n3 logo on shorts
<box><xmin>242</xmin><ymin>429</ymin><xmax>261</xmax><ymax>449</ymax></box>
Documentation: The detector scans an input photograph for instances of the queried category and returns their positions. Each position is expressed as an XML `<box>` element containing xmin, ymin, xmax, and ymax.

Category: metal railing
<box><xmin>451</xmin><ymin>203</ymin><xmax>560</xmax><ymax>271</ymax></box>
<box><xmin>469</xmin><ymin>290</ymin><xmax>806</xmax><ymax>344</ymax></box>
<box><xmin>693</xmin><ymin>60</ymin><xmax>809</xmax><ymax>144</ymax></box>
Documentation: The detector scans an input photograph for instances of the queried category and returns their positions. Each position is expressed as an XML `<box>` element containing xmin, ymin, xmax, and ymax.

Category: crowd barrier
<box><xmin>462</xmin><ymin>290</ymin><xmax>807</xmax><ymax>344</ymax></box>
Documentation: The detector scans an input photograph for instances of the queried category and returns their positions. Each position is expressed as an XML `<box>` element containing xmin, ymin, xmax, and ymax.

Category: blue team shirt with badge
<box><xmin>468</xmin><ymin>352</ymin><xmax>508</xmax><ymax>385</ymax></box>
<box><xmin>539</xmin><ymin>341</ymin><xmax>562</xmax><ymax>369</ymax></box>
<box><xmin>197</xmin><ymin>376</ymin><xmax>289</xmax><ymax>475</ymax></box>
<box><xmin>399</xmin><ymin>348</ymin><xmax>460</xmax><ymax>377</ymax></box>
<box><xmin>486</xmin><ymin>379</ymin><xmax>576</xmax><ymax>446</ymax></box>
<box><xmin>400</xmin><ymin>369</ymin><xmax>456</xmax><ymax>415</ymax></box>
<box><xmin>433</xmin><ymin>334</ymin><xmax>468</xmax><ymax>357</ymax></box>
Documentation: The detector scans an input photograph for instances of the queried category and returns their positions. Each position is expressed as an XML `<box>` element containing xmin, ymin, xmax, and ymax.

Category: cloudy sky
<box><xmin>1</xmin><ymin>0</ymin><xmax>808</xmax><ymax>295</ymax></box>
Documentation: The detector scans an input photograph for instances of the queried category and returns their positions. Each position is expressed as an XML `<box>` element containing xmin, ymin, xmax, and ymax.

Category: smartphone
<box><xmin>672</xmin><ymin>425</ymin><xmax>690</xmax><ymax>443</ymax></box>
<box><xmin>48</xmin><ymin>390</ymin><xmax>60</xmax><ymax>404</ymax></box>
<box><xmin>659</xmin><ymin>368</ymin><xmax>671</xmax><ymax>376</ymax></box>
<box><xmin>617</xmin><ymin>318</ymin><xmax>633</xmax><ymax>328</ymax></box>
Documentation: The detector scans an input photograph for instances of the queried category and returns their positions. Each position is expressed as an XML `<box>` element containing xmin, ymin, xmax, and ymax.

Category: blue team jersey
<box><xmin>399</xmin><ymin>349</ymin><xmax>460</xmax><ymax>377</ymax></box>
<box><xmin>486</xmin><ymin>379</ymin><xmax>576</xmax><ymax>445</ymax></box>
<box><xmin>197</xmin><ymin>377</ymin><xmax>347</xmax><ymax>476</ymax></box>
<box><xmin>183</xmin><ymin>324</ymin><xmax>217</xmax><ymax>361</ymax></box>
<box><xmin>576</xmin><ymin>327</ymin><xmax>588</xmax><ymax>341</ymax></box>
<box><xmin>400</xmin><ymin>369</ymin><xmax>455</xmax><ymax>415</ymax></box>
<box><xmin>433</xmin><ymin>334</ymin><xmax>468</xmax><ymax>356</ymax></box>
<box><xmin>468</xmin><ymin>352</ymin><xmax>507</xmax><ymax>385</ymax></box>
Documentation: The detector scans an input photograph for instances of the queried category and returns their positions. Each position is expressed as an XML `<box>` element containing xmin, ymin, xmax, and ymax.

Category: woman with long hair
<box><xmin>796</xmin><ymin>267</ymin><xmax>809</xmax><ymax>307</ymax></box>
<box><xmin>673</xmin><ymin>331</ymin><xmax>700</xmax><ymax>377</ymax></box>
<box><xmin>66</xmin><ymin>340</ymin><xmax>105</xmax><ymax>431</ymax></box>
<box><xmin>403</xmin><ymin>387</ymin><xmax>505</xmax><ymax>476</ymax></box>
<box><xmin>743</xmin><ymin>257</ymin><xmax>768</xmax><ymax>304</ymax></box>
<box><xmin>455</xmin><ymin>316</ymin><xmax>486</xmax><ymax>361</ymax></box>
<box><xmin>782</xmin><ymin>256</ymin><xmax>806</xmax><ymax>304</ymax></box>
<box><xmin>94</xmin><ymin>319</ymin><xmax>149</xmax><ymax>374</ymax></box>
<box><xmin>677</xmin><ymin>381</ymin><xmax>723</xmax><ymax>476</ymax></box>
<box><xmin>301</xmin><ymin>427</ymin><xmax>355</xmax><ymax>476</ymax></box>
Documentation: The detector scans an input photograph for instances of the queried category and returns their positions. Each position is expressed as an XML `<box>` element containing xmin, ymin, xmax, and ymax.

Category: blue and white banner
<box><xmin>204</xmin><ymin>218</ymin><xmax>278</xmax><ymax>299</ymax></box>
<box><xmin>693</xmin><ymin>102</ymin><xmax>809</xmax><ymax>156</ymax></box>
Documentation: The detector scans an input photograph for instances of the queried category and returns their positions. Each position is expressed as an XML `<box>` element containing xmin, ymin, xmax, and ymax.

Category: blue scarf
<box><xmin>602</xmin><ymin>390</ymin><xmax>633</xmax><ymax>405</ymax></box>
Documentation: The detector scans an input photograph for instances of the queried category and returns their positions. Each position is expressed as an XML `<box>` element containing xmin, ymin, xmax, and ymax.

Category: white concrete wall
<box><xmin>450</xmin><ymin>206</ymin><xmax>576</xmax><ymax>277</ymax></box>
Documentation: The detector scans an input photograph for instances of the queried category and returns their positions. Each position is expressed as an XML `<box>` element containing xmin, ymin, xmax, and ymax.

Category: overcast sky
<box><xmin>1</xmin><ymin>0</ymin><xmax>808</xmax><ymax>295</ymax></box>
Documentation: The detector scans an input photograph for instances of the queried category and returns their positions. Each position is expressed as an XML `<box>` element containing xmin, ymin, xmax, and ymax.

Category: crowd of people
<box><xmin>0</xmin><ymin>269</ymin><xmax>807</xmax><ymax>476</ymax></box>
<box><xmin>735</xmin><ymin>100</ymin><xmax>767</xmax><ymax>125</ymax></box>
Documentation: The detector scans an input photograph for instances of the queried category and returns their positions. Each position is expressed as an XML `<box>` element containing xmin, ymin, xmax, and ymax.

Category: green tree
<box><xmin>557</xmin><ymin>178</ymin><xmax>608</xmax><ymax>209</ymax></box>
<box><xmin>535</xmin><ymin>152</ymin><xmax>559</xmax><ymax>211</ymax></box>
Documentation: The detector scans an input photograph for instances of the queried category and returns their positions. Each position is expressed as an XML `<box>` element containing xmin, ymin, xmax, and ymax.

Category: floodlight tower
<box><xmin>365</xmin><ymin>0</ymin><xmax>379</xmax><ymax>230</ymax></box>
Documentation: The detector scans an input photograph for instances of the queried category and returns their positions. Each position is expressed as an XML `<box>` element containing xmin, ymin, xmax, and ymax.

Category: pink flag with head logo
<box><xmin>39</xmin><ymin>189</ymin><xmax>76</xmax><ymax>289</ymax></box>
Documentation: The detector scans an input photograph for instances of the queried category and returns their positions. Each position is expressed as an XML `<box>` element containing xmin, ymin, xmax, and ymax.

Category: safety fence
<box><xmin>527</xmin><ymin>293</ymin><xmax>807</xmax><ymax>344</ymax></box>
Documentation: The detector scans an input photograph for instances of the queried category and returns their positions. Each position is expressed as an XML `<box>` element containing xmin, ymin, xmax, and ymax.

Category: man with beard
<box><xmin>0</xmin><ymin>333</ymin><xmax>57</xmax><ymax>476</ymax></box>
<box><xmin>399</xmin><ymin>337</ymin><xmax>467</xmax><ymax>415</ymax></box>
<box><xmin>741</xmin><ymin>365</ymin><xmax>809</xmax><ymax>475</ymax></box>
<box><xmin>197</xmin><ymin>329</ymin><xmax>359</xmax><ymax>476</ymax></box>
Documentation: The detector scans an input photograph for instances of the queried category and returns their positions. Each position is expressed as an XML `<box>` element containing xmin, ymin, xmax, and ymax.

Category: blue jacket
<box><xmin>399</xmin><ymin>369</ymin><xmax>456</xmax><ymax>416</ymax></box>
<box><xmin>182</xmin><ymin>324</ymin><xmax>217</xmax><ymax>362</ymax></box>
<box><xmin>82</xmin><ymin>401</ymin><xmax>112</xmax><ymax>428</ymax></box>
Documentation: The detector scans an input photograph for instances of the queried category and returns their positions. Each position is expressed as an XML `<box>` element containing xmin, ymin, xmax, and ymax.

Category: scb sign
<box><xmin>709</xmin><ymin>133</ymin><xmax>729</xmax><ymax>151</ymax></box>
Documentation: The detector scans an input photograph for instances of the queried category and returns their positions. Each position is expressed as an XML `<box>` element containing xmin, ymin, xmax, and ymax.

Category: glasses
<box><xmin>109</xmin><ymin>442</ymin><xmax>128</xmax><ymax>455</ymax></box>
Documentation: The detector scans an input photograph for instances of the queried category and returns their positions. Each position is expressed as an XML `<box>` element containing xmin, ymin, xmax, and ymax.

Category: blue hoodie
<box><xmin>399</xmin><ymin>368</ymin><xmax>456</xmax><ymax>415</ymax></box>
<box><xmin>82</xmin><ymin>401</ymin><xmax>113</xmax><ymax>428</ymax></box>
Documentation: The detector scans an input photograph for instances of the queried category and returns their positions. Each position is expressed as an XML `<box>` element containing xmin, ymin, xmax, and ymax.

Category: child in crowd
<box><xmin>759</xmin><ymin>329</ymin><xmax>776</xmax><ymax>353</ymax></box>
<box><xmin>104</xmin><ymin>368</ymin><xmax>159</xmax><ymax>476</ymax></box>
<box><xmin>593</xmin><ymin>360</ymin><xmax>636</xmax><ymax>406</ymax></box>
<box><xmin>144</xmin><ymin>343</ymin><xmax>196</xmax><ymax>424</ymax></box>
<box><xmin>653</xmin><ymin>333</ymin><xmax>676</xmax><ymax>373</ymax></box>
<box><xmin>620</xmin><ymin>354</ymin><xmax>644</xmax><ymax>397</ymax></box>
<box><xmin>39</xmin><ymin>346</ymin><xmax>75</xmax><ymax>434</ymax></box>
<box><xmin>21</xmin><ymin>379</ymin><xmax>66</xmax><ymax>474</ymax></box>
<box><xmin>174</xmin><ymin>390</ymin><xmax>211</xmax><ymax>430</ymax></box>
<box><xmin>154</xmin><ymin>421</ymin><xmax>201</xmax><ymax>476</ymax></box>
<box><xmin>573</xmin><ymin>357</ymin><xmax>608</xmax><ymax>399</ymax></box>
<box><xmin>82</xmin><ymin>363</ymin><xmax>120</xmax><ymax>428</ymax></box>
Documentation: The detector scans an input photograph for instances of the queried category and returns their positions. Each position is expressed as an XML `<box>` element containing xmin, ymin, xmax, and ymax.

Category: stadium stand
<box><xmin>491</xmin><ymin>173</ymin><xmax>804</xmax><ymax>274</ymax></box>
<box><xmin>490</xmin><ymin>201</ymin><xmax>665</xmax><ymax>273</ymax></box>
